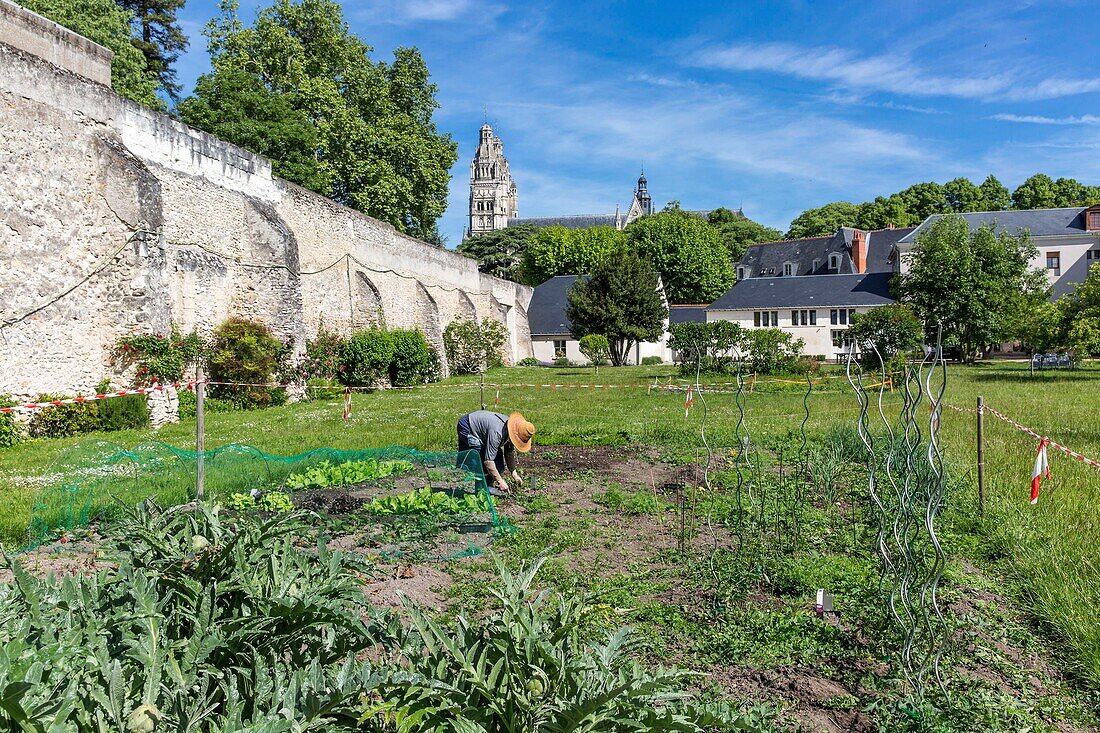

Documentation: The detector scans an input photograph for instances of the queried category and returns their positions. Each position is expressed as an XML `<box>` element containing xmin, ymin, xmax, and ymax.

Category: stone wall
<box><xmin>0</xmin><ymin>3</ymin><xmax>531</xmax><ymax>400</ymax></box>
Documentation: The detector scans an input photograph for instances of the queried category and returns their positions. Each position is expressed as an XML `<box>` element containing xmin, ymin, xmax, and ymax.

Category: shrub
<box><xmin>339</xmin><ymin>328</ymin><xmax>395</xmax><ymax>387</ymax></box>
<box><xmin>668</xmin><ymin>321</ymin><xmax>744</xmax><ymax>374</ymax></box>
<box><xmin>207</xmin><ymin>318</ymin><xmax>288</xmax><ymax>409</ymax></box>
<box><xmin>0</xmin><ymin>395</ymin><xmax>24</xmax><ymax>448</ymax></box>
<box><xmin>788</xmin><ymin>355</ymin><xmax>821</xmax><ymax>376</ymax></box>
<box><xmin>553</xmin><ymin>356</ymin><xmax>571</xmax><ymax>367</ymax></box>
<box><xmin>578</xmin><ymin>334</ymin><xmax>610</xmax><ymax>373</ymax></box>
<box><xmin>444</xmin><ymin>317</ymin><xmax>508</xmax><ymax>375</ymax></box>
<box><xmin>117</xmin><ymin>325</ymin><xmax>203</xmax><ymax>384</ymax></box>
<box><xmin>517</xmin><ymin>356</ymin><xmax>541</xmax><ymax>367</ymax></box>
<box><xmin>641</xmin><ymin>355</ymin><xmax>664</xmax><ymax>366</ymax></box>
<box><xmin>848</xmin><ymin>304</ymin><xmax>924</xmax><ymax>369</ymax></box>
<box><xmin>742</xmin><ymin>328</ymin><xmax>804</xmax><ymax>375</ymax></box>
<box><xmin>283</xmin><ymin>321</ymin><xmax>344</xmax><ymax>384</ymax></box>
<box><xmin>388</xmin><ymin>329</ymin><xmax>437</xmax><ymax>387</ymax></box>
<box><xmin>27</xmin><ymin>397</ymin><xmax>99</xmax><ymax>438</ymax></box>
<box><xmin>94</xmin><ymin>379</ymin><xmax>150</xmax><ymax>432</ymax></box>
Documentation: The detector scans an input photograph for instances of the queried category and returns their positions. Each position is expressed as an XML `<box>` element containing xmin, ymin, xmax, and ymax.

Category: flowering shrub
<box><xmin>280</xmin><ymin>323</ymin><xmax>345</xmax><ymax>384</ymax></box>
<box><xmin>117</xmin><ymin>326</ymin><xmax>204</xmax><ymax>384</ymax></box>
<box><xmin>207</xmin><ymin>319</ymin><xmax>288</xmax><ymax>409</ymax></box>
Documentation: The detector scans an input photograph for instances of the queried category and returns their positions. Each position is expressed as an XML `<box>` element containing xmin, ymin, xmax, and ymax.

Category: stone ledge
<box><xmin>0</xmin><ymin>0</ymin><xmax>112</xmax><ymax>87</ymax></box>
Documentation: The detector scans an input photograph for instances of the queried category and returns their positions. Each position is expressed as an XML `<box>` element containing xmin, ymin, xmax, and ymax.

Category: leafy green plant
<box><xmin>229</xmin><ymin>490</ymin><xmax>295</xmax><ymax>513</ymax></box>
<box><xmin>117</xmin><ymin>325</ymin><xmax>203</xmax><ymax>383</ymax></box>
<box><xmin>366</xmin><ymin>486</ymin><xmax>490</xmax><ymax>516</ymax></box>
<box><xmin>226</xmin><ymin>491</ymin><xmax>256</xmax><ymax>511</ymax></box>
<box><xmin>641</xmin><ymin>355</ymin><xmax>664</xmax><ymax>366</ymax></box>
<box><xmin>286</xmin><ymin>458</ymin><xmax>414</xmax><ymax>490</ymax></box>
<box><xmin>443</xmin><ymin>317</ymin><xmax>508</xmax><ymax>374</ymax></box>
<box><xmin>207</xmin><ymin>318</ymin><xmax>289</xmax><ymax>409</ymax></box>
<box><xmin>517</xmin><ymin>356</ymin><xmax>541</xmax><ymax>367</ymax></box>
<box><xmin>0</xmin><ymin>395</ymin><xmax>24</xmax><ymax>448</ymax></box>
<box><xmin>339</xmin><ymin>328</ymin><xmax>395</xmax><ymax>387</ymax></box>
<box><xmin>94</xmin><ymin>379</ymin><xmax>150</xmax><ymax>432</ymax></box>
<box><xmin>579</xmin><ymin>334</ymin><xmax>610</xmax><ymax>374</ymax></box>
<box><xmin>26</xmin><ymin>396</ymin><xmax>99</xmax><ymax>438</ymax></box>
<box><xmin>366</xmin><ymin>556</ymin><xmax>759</xmax><ymax>732</ymax></box>
<box><xmin>388</xmin><ymin>329</ymin><xmax>438</xmax><ymax>387</ymax></box>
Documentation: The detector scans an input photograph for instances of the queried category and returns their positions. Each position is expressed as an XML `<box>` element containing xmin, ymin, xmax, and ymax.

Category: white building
<box><xmin>707</xmin><ymin>227</ymin><xmax>913</xmax><ymax>360</ymax></box>
<box><xmin>706</xmin><ymin>205</ymin><xmax>1100</xmax><ymax>360</ymax></box>
<box><xmin>527</xmin><ymin>276</ymin><xmax>699</xmax><ymax>365</ymax></box>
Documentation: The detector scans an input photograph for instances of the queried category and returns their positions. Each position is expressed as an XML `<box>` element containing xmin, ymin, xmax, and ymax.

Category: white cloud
<box><xmin>356</xmin><ymin>0</ymin><xmax>505</xmax><ymax>24</ymax></box>
<box><xmin>992</xmin><ymin>113</ymin><xmax>1100</xmax><ymax>125</ymax></box>
<box><xmin>691</xmin><ymin>42</ymin><xmax>1100</xmax><ymax>102</ymax></box>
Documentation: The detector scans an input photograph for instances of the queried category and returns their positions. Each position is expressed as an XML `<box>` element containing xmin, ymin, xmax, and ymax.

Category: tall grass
<box><xmin>2</xmin><ymin>361</ymin><xmax>1098</xmax><ymax>684</ymax></box>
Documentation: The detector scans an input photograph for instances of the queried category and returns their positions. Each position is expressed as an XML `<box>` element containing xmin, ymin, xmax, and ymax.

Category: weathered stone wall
<box><xmin>0</xmin><ymin>4</ymin><xmax>531</xmax><ymax>400</ymax></box>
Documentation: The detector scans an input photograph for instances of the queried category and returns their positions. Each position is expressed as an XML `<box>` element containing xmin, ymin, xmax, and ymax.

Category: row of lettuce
<box><xmin>0</xmin><ymin>316</ymin><xmax>508</xmax><ymax>444</ymax></box>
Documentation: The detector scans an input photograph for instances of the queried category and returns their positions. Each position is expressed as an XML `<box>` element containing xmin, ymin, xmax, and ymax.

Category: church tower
<box><xmin>467</xmin><ymin>123</ymin><xmax>518</xmax><ymax>237</ymax></box>
<box><xmin>624</xmin><ymin>170</ymin><xmax>653</xmax><ymax>225</ymax></box>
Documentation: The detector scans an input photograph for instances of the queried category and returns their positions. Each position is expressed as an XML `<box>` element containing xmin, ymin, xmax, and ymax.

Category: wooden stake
<box><xmin>196</xmin><ymin>364</ymin><xmax>206</xmax><ymax>503</ymax></box>
<box><xmin>480</xmin><ymin>372</ymin><xmax>486</xmax><ymax>411</ymax></box>
<box><xmin>976</xmin><ymin>395</ymin><xmax>985</xmax><ymax>516</ymax></box>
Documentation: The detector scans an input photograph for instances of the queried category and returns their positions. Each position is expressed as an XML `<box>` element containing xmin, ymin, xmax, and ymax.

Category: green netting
<box><xmin>27</xmin><ymin>441</ymin><xmax>512</xmax><ymax>561</ymax></box>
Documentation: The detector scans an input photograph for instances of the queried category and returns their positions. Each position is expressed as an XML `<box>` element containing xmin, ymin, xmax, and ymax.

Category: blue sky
<box><xmin>174</xmin><ymin>0</ymin><xmax>1100</xmax><ymax>245</ymax></box>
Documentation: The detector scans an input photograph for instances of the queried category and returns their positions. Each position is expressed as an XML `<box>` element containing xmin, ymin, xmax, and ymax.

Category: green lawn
<box><xmin>2</xmin><ymin>360</ymin><xmax>1099</xmax><ymax>688</ymax></box>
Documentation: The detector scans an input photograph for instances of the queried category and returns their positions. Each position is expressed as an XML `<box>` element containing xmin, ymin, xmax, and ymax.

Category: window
<box><xmin>1090</xmin><ymin>211</ymin><xmax>1100</xmax><ymax>230</ymax></box>
<box><xmin>737</xmin><ymin>266</ymin><xmax>747</xmax><ymax>280</ymax></box>
<box><xmin>754</xmin><ymin>311</ymin><xmax>779</xmax><ymax>327</ymax></box>
<box><xmin>1046</xmin><ymin>251</ymin><xmax>1061</xmax><ymax>276</ymax></box>
<box><xmin>553</xmin><ymin>340</ymin><xmax>567</xmax><ymax>358</ymax></box>
<box><xmin>783</xmin><ymin>262</ymin><xmax>795</xmax><ymax>277</ymax></box>
<box><xmin>831</xmin><ymin>330</ymin><xmax>853</xmax><ymax>349</ymax></box>
<box><xmin>1087</xmin><ymin>250</ymin><xmax>1100</xmax><ymax>262</ymax></box>
<box><xmin>812</xmin><ymin>258</ymin><xmax>820</xmax><ymax>273</ymax></box>
<box><xmin>791</xmin><ymin>309</ymin><xmax>817</xmax><ymax>326</ymax></box>
<box><xmin>829</xmin><ymin>253</ymin><xmax>841</xmax><ymax>270</ymax></box>
<box><xmin>829</xmin><ymin>309</ymin><xmax>856</xmax><ymax>326</ymax></box>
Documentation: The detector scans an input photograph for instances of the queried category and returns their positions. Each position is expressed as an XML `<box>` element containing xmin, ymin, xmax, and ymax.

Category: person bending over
<box><xmin>456</xmin><ymin>410</ymin><xmax>535</xmax><ymax>493</ymax></box>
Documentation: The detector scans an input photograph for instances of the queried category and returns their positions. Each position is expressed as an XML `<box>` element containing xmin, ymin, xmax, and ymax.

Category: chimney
<box><xmin>851</xmin><ymin>230</ymin><xmax>868</xmax><ymax>274</ymax></box>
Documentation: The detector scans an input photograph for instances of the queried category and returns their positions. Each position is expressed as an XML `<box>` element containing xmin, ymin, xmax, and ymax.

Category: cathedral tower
<box><xmin>624</xmin><ymin>170</ymin><xmax>653</xmax><ymax>224</ymax></box>
<box><xmin>467</xmin><ymin>123</ymin><xmax>518</xmax><ymax>237</ymax></box>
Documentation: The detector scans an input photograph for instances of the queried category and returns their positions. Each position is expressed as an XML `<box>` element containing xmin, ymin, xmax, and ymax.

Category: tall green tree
<box><xmin>182</xmin><ymin>0</ymin><xmax>457</xmax><ymax>239</ymax></box>
<box><xmin>626</xmin><ymin>210</ymin><xmax>734</xmax><ymax>303</ymax></box>
<box><xmin>566</xmin><ymin>250</ymin><xmax>667</xmax><ymax>366</ymax></box>
<box><xmin>895</xmin><ymin>215</ymin><xmax>1048</xmax><ymax>360</ymax></box>
<box><xmin>22</xmin><ymin>0</ymin><xmax>162</xmax><ymax>108</ymax></box>
<box><xmin>117</xmin><ymin>0</ymin><xmax>188</xmax><ymax>101</ymax></box>
<box><xmin>848</xmin><ymin>304</ymin><xmax>924</xmax><ymax>368</ymax></box>
<box><xmin>856</xmin><ymin>195</ymin><xmax>914</xmax><ymax>230</ymax></box>
<box><xmin>456</xmin><ymin>224</ymin><xmax>539</xmax><ymax>281</ymax></box>
<box><xmin>785</xmin><ymin>202</ymin><xmax>860</xmax><ymax>238</ymax></box>
<box><xmin>1012</xmin><ymin>173</ymin><xmax>1057</xmax><ymax>210</ymax></box>
<box><xmin>976</xmin><ymin>175</ymin><xmax>1011</xmax><ymax>211</ymax></box>
<box><xmin>712</xmin><ymin>217</ymin><xmax>783</xmax><ymax>265</ymax></box>
<box><xmin>897</xmin><ymin>181</ymin><xmax>947</xmax><ymax>221</ymax></box>
<box><xmin>943</xmin><ymin>177</ymin><xmax>980</xmax><ymax>212</ymax></box>
<box><xmin>519</xmin><ymin>226</ymin><xmax>625</xmax><ymax>286</ymax></box>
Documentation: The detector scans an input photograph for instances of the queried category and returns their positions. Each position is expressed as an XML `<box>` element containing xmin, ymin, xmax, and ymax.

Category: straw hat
<box><xmin>507</xmin><ymin>412</ymin><xmax>536</xmax><ymax>453</ymax></box>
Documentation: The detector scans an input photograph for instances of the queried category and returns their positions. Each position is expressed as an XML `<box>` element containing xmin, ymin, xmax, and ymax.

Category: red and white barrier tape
<box><xmin>0</xmin><ymin>382</ymin><xmax>195</xmax><ymax>413</ymax></box>
<box><xmin>983</xmin><ymin>404</ymin><xmax>1100</xmax><ymax>471</ymax></box>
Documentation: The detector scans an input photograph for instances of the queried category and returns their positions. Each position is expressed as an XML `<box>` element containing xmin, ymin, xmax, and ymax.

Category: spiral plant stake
<box><xmin>846</xmin><ymin>334</ymin><xmax>951</xmax><ymax>702</ymax></box>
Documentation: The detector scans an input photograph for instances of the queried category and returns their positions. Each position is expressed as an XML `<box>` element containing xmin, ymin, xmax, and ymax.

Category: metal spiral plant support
<box><xmin>847</xmin><ymin>337</ymin><xmax>952</xmax><ymax>703</ymax></box>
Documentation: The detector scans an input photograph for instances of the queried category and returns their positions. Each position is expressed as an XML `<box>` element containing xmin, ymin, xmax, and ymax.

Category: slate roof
<box><xmin>668</xmin><ymin>305</ymin><xmax>708</xmax><ymax>324</ymax></box>
<box><xmin>708</xmin><ymin>273</ymin><xmax>894</xmax><ymax>310</ymax></box>
<box><xmin>898</xmin><ymin>207</ymin><xmax>1093</xmax><ymax>243</ymax></box>
<box><xmin>528</xmin><ymin>275</ymin><xmax>587</xmax><ymax>336</ymax></box>
<box><xmin>709</xmin><ymin>227</ymin><xmax>913</xmax><ymax>312</ymax></box>
<box><xmin>508</xmin><ymin>214</ymin><xmax>619</xmax><ymax>230</ymax></box>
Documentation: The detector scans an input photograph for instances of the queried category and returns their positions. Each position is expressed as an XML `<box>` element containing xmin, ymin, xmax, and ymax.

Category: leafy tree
<box><xmin>943</xmin><ymin>177</ymin><xmax>981</xmax><ymax>212</ymax></box>
<box><xmin>185</xmin><ymin>0</ymin><xmax>456</xmax><ymax>239</ymax></box>
<box><xmin>895</xmin><ymin>215</ymin><xmax>1048</xmax><ymax>361</ymax></box>
<box><xmin>21</xmin><ymin>0</ymin><xmax>162</xmax><ymax>109</ymax></box>
<box><xmin>667</xmin><ymin>320</ymin><xmax>744</xmax><ymax>374</ymax></box>
<box><xmin>976</xmin><ymin>174</ymin><xmax>1011</xmax><ymax>211</ymax></box>
<box><xmin>457</xmin><ymin>224</ymin><xmax>539</xmax><ymax>281</ymax></box>
<box><xmin>897</xmin><ymin>182</ymin><xmax>947</xmax><ymax>221</ymax></box>
<box><xmin>1043</xmin><ymin>263</ymin><xmax>1100</xmax><ymax>357</ymax></box>
<box><xmin>713</xmin><ymin>217</ymin><xmax>783</xmax><ymax>265</ymax></box>
<box><xmin>519</xmin><ymin>225</ymin><xmax>625</xmax><ymax>285</ymax></box>
<box><xmin>208</xmin><ymin>318</ymin><xmax>288</xmax><ymax>408</ymax></box>
<box><xmin>856</xmin><ymin>195</ymin><xmax>914</xmax><ymax>230</ymax></box>
<box><xmin>706</xmin><ymin>207</ymin><xmax>742</xmax><ymax>226</ymax></box>
<box><xmin>626</xmin><ymin>210</ymin><xmax>734</xmax><ymax>303</ymax></box>
<box><xmin>1051</xmin><ymin>177</ymin><xmax>1090</xmax><ymax>207</ymax></box>
<box><xmin>1016</xmin><ymin>300</ymin><xmax>1066</xmax><ymax>355</ymax></box>
<box><xmin>785</xmin><ymin>202</ymin><xmax>860</xmax><ymax>239</ymax></box>
<box><xmin>118</xmin><ymin>0</ymin><xmax>188</xmax><ymax>101</ymax></box>
<box><xmin>178</xmin><ymin>67</ymin><xmax>327</xmax><ymax>190</ymax></box>
<box><xmin>848</xmin><ymin>304</ymin><xmax>924</xmax><ymax>368</ymax></box>
<box><xmin>577</xmin><ymin>334</ymin><xmax>609</xmax><ymax>373</ymax></box>
<box><xmin>741</xmin><ymin>328</ymin><xmax>804</xmax><ymax>374</ymax></box>
<box><xmin>443</xmin><ymin>318</ymin><xmax>507</xmax><ymax>374</ymax></box>
<box><xmin>567</xmin><ymin>250</ymin><xmax>667</xmax><ymax>366</ymax></box>
<box><xmin>1012</xmin><ymin>173</ymin><xmax>1057</xmax><ymax>210</ymax></box>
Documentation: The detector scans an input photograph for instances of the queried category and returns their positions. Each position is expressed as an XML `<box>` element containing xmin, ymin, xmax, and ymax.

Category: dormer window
<box><xmin>812</xmin><ymin>258</ymin><xmax>820</xmax><ymax>273</ymax></box>
<box><xmin>737</xmin><ymin>266</ymin><xmax>748</xmax><ymax>280</ymax></box>
<box><xmin>783</xmin><ymin>262</ymin><xmax>795</xmax><ymax>277</ymax></box>
<box><xmin>1088</xmin><ymin>208</ymin><xmax>1100</xmax><ymax>231</ymax></box>
<box><xmin>828</xmin><ymin>253</ymin><xmax>841</xmax><ymax>270</ymax></box>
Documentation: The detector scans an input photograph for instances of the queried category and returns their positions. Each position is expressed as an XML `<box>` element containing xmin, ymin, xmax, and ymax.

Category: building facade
<box><xmin>707</xmin><ymin>228</ymin><xmax>913</xmax><ymax>359</ymax></box>
<box><xmin>467</xmin><ymin>123</ymin><xmax>518</xmax><ymax>236</ymax></box>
